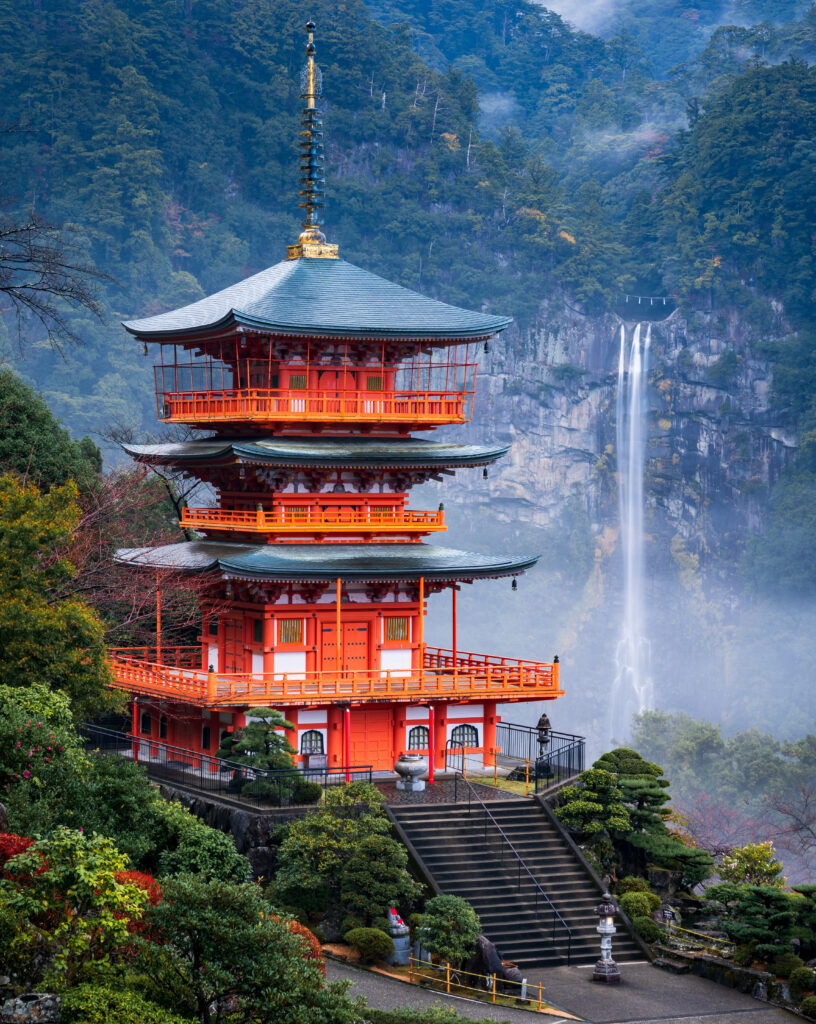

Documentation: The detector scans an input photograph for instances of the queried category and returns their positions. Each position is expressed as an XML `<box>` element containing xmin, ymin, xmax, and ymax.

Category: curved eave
<box><xmin>115</xmin><ymin>541</ymin><xmax>539</xmax><ymax>582</ymax></box>
<box><xmin>122</xmin><ymin>312</ymin><xmax>510</xmax><ymax>343</ymax></box>
<box><xmin>121</xmin><ymin>439</ymin><xmax>511</xmax><ymax>470</ymax></box>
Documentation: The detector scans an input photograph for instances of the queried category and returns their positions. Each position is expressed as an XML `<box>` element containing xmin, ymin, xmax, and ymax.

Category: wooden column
<box><xmin>427</xmin><ymin>704</ymin><xmax>435</xmax><ymax>784</ymax></box>
<box><xmin>483</xmin><ymin>700</ymin><xmax>497</xmax><ymax>767</ymax></box>
<box><xmin>343</xmin><ymin>705</ymin><xmax>351</xmax><ymax>782</ymax></box>
<box><xmin>155</xmin><ymin>575</ymin><xmax>162</xmax><ymax>663</ymax></box>
<box><xmin>262</xmin><ymin>612</ymin><xmax>275</xmax><ymax>675</ymax></box>
<box><xmin>432</xmin><ymin>701</ymin><xmax>447</xmax><ymax>771</ymax></box>
<box><xmin>392</xmin><ymin>705</ymin><xmax>403</xmax><ymax>763</ymax></box>
<box><xmin>327</xmin><ymin>704</ymin><xmax>343</xmax><ymax>767</ymax></box>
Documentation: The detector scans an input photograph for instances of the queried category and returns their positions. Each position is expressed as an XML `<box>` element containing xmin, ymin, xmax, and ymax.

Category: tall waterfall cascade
<box><xmin>611</xmin><ymin>322</ymin><xmax>654</xmax><ymax>743</ymax></box>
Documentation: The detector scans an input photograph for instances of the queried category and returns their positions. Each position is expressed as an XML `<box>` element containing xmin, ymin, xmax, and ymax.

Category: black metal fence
<box><xmin>81</xmin><ymin>724</ymin><xmax>372</xmax><ymax>810</ymax></box>
<box><xmin>495</xmin><ymin>722</ymin><xmax>585</xmax><ymax>792</ymax></box>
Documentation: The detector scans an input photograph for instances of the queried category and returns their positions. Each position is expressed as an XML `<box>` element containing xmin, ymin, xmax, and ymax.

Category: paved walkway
<box><xmin>328</xmin><ymin>960</ymin><xmax>794</xmax><ymax>1024</ymax></box>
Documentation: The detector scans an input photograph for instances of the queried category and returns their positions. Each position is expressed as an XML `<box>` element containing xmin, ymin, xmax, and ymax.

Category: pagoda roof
<box><xmin>115</xmin><ymin>541</ymin><xmax>538</xmax><ymax>582</ymax></box>
<box><xmin>122</xmin><ymin>436</ymin><xmax>509</xmax><ymax>470</ymax></box>
<box><xmin>122</xmin><ymin>258</ymin><xmax>511</xmax><ymax>342</ymax></box>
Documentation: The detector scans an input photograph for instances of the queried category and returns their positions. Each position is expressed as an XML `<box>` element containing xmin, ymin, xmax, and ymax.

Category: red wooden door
<box><xmin>321</xmin><ymin>621</ymin><xmax>370</xmax><ymax>673</ymax></box>
<box><xmin>350</xmin><ymin>709</ymin><xmax>393</xmax><ymax>769</ymax></box>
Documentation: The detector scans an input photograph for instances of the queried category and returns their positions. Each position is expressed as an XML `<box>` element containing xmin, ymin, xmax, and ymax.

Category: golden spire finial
<box><xmin>287</xmin><ymin>20</ymin><xmax>339</xmax><ymax>260</ymax></box>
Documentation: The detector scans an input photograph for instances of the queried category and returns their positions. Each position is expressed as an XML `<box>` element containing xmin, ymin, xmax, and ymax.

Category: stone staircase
<box><xmin>390</xmin><ymin>797</ymin><xmax>644</xmax><ymax>968</ymax></box>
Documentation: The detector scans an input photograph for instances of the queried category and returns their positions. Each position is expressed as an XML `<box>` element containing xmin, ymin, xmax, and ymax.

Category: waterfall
<box><xmin>611</xmin><ymin>322</ymin><xmax>654</xmax><ymax>744</ymax></box>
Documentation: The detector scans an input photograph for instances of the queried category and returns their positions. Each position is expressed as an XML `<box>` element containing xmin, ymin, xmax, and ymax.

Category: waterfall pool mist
<box><xmin>611</xmin><ymin>322</ymin><xmax>654</xmax><ymax>744</ymax></box>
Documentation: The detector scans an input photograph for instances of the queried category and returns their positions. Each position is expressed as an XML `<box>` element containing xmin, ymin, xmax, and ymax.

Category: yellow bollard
<box><xmin>492</xmin><ymin>974</ymin><xmax>497</xmax><ymax>1003</ymax></box>
<box><xmin>538</xmin><ymin>980</ymin><xmax>542</xmax><ymax>1009</ymax></box>
<box><xmin>525</xmin><ymin>757</ymin><xmax>530</xmax><ymax>796</ymax></box>
<box><xmin>409</xmin><ymin>953</ymin><xmax>414</xmax><ymax>983</ymax></box>
<box><xmin>494</xmin><ymin>753</ymin><xmax>498</xmax><ymax>787</ymax></box>
<box><xmin>446</xmin><ymin>962</ymin><xmax>450</xmax><ymax>994</ymax></box>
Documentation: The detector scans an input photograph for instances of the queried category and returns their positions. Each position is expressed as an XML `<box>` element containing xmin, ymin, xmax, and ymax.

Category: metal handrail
<box><xmin>452</xmin><ymin>772</ymin><xmax>572</xmax><ymax>964</ymax></box>
<box><xmin>81</xmin><ymin>723</ymin><xmax>373</xmax><ymax>809</ymax></box>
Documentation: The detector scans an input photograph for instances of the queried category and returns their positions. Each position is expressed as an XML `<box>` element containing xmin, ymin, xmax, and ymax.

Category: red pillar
<box><xmin>427</xmin><ymin>704</ymin><xmax>435</xmax><ymax>784</ymax></box>
<box><xmin>483</xmin><ymin>700</ymin><xmax>497</xmax><ymax>767</ymax></box>
<box><xmin>432</xmin><ymin>701</ymin><xmax>447</xmax><ymax>771</ymax></box>
<box><xmin>343</xmin><ymin>705</ymin><xmax>351</xmax><ymax>782</ymax></box>
<box><xmin>327</xmin><ymin>704</ymin><xmax>343</xmax><ymax>768</ymax></box>
<box><xmin>131</xmin><ymin>699</ymin><xmax>140</xmax><ymax>763</ymax></box>
<box><xmin>263</xmin><ymin>612</ymin><xmax>275</xmax><ymax>675</ymax></box>
<box><xmin>392</xmin><ymin>705</ymin><xmax>403</xmax><ymax>764</ymax></box>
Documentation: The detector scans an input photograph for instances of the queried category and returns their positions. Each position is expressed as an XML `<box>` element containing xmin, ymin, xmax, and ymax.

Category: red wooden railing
<box><xmin>180</xmin><ymin>505</ymin><xmax>445</xmax><ymax>535</ymax></box>
<box><xmin>155</xmin><ymin>387</ymin><xmax>471</xmax><ymax>426</ymax></box>
<box><xmin>108</xmin><ymin>647</ymin><xmax>561</xmax><ymax>707</ymax></box>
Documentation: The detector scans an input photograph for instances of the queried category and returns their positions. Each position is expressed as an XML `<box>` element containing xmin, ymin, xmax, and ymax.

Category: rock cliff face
<box><xmin>423</xmin><ymin>299</ymin><xmax>801</xmax><ymax>744</ymax></box>
<box><xmin>448</xmin><ymin>300</ymin><xmax>795</xmax><ymax>573</ymax></box>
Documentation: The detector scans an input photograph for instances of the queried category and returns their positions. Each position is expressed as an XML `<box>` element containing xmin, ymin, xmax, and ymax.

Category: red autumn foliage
<box><xmin>0</xmin><ymin>833</ymin><xmax>33</xmax><ymax>869</ymax></box>
<box><xmin>270</xmin><ymin>916</ymin><xmax>324</xmax><ymax>976</ymax></box>
<box><xmin>114</xmin><ymin>870</ymin><xmax>162</xmax><ymax>906</ymax></box>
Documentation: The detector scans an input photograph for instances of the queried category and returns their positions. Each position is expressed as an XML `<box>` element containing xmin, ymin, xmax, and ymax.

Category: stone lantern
<box><xmin>592</xmin><ymin>892</ymin><xmax>621</xmax><ymax>984</ymax></box>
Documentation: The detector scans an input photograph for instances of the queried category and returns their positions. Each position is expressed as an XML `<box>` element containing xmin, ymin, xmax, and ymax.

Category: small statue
<box><xmin>387</xmin><ymin>907</ymin><xmax>410</xmax><ymax>937</ymax></box>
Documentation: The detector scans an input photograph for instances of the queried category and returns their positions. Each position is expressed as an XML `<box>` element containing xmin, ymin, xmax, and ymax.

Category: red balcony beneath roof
<box><xmin>108</xmin><ymin>645</ymin><xmax>562</xmax><ymax>708</ymax></box>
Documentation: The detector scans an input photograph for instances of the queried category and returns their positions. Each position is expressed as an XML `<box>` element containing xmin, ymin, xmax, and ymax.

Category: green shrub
<box><xmin>772</xmin><ymin>951</ymin><xmax>804</xmax><ymax>978</ymax></box>
<box><xmin>344</xmin><ymin>927</ymin><xmax>394</xmax><ymax>963</ymax></box>
<box><xmin>61</xmin><ymin>985</ymin><xmax>196</xmax><ymax>1024</ymax></box>
<box><xmin>802</xmin><ymin>995</ymin><xmax>816</xmax><ymax>1020</ymax></box>
<box><xmin>632</xmin><ymin>915</ymin><xmax>663</xmax><ymax>943</ymax></box>
<box><xmin>790</xmin><ymin>966</ymin><xmax>816</xmax><ymax>1002</ymax></box>
<box><xmin>617</xmin><ymin>876</ymin><xmax>651</xmax><ymax>895</ymax></box>
<box><xmin>619</xmin><ymin>891</ymin><xmax>659</xmax><ymax>918</ymax></box>
<box><xmin>420</xmin><ymin>894</ymin><xmax>481</xmax><ymax>966</ymax></box>
<box><xmin>156</xmin><ymin>801</ymin><xmax>249</xmax><ymax>882</ymax></box>
<box><xmin>408</xmin><ymin>912</ymin><xmax>423</xmax><ymax>941</ymax></box>
<box><xmin>371</xmin><ymin>916</ymin><xmax>391</xmax><ymax>935</ymax></box>
<box><xmin>733</xmin><ymin>943</ymin><xmax>756</xmax><ymax>966</ymax></box>
<box><xmin>295</xmin><ymin>780</ymin><xmax>324</xmax><ymax>804</ymax></box>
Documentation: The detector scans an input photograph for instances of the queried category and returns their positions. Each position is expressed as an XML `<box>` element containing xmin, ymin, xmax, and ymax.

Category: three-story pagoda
<box><xmin>112</xmin><ymin>23</ymin><xmax>562</xmax><ymax>773</ymax></box>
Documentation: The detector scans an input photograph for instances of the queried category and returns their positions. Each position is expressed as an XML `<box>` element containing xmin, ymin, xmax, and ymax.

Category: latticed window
<box><xmin>289</xmin><ymin>374</ymin><xmax>307</xmax><ymax>389</ymax></box>
<box><xmin>279</xmin><ymin>619</ymin><xmax>304</xmax><ymax>644</ymax></box>
<box><xmin>451</xmin><ymin>724</ymin><xmax>479</xmax><ymax>748</ymax></box>
<box><xmin>286</xmin><ymin>506</ymin><xmax>308</xmax><ymax>521</ymax></box>
<box><xmin>407</xmin><ymin>726</ymin><xmax>429</xmax><ymax>750</ymax></box>
<box><xmin>385</xmin><ymin>617</ymin><xmax>409</xmax><ymax>642</ymax></box>
<box><xmin>366</xmin><ymin>375</ymin><xmax>383</xmax><ymax>391</ymax></box>
<box><xmin>300</xmin><ymin>730</ymin><xmax>324</xmax><ymax>754</ymax></box>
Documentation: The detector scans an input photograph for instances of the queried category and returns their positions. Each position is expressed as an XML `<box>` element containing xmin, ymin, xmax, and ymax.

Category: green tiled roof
<box><xmin>122</xmin><ymin>436</ymin><xmax>509</xmax><ymax>469</ymax></box>
<box><xmin>115</xmin><ymin>541</ymin><xmax>538</xmax><ymax>582</ymax></box>
<box><xmin>122</xmin><ymin>258</ymin><xmax>511</xmax><ymax>341</ymax></box>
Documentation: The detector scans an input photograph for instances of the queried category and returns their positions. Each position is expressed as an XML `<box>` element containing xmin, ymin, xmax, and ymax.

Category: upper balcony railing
<box><xmin>180</xmin><ymin>505</ymin><xmax>446</xmax><ymax>538</ymax></box>
<box><xmin>108</xmin><ymin>646</ymin><xmax>561</xmax><ymax>708</ymax></box>
<box><xmin>155</xmin><ymin>386</ymin><xmax>470</xmax><ymax>428</ymax></box>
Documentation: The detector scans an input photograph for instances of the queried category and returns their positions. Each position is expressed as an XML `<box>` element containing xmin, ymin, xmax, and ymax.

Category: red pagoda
<box><xmin>111</xmin><ymin>22</ymin><xmax>562</xmax><ymax>774</ymax></box>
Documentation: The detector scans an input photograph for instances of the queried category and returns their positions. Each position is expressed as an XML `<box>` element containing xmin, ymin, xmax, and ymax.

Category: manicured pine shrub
<box><xmin>344</xmin><ymin>927</ymin><xmax>395</xmax><ymax>963</ymax></box>
<box><xmin>61</xmin><ymin>985</ymin><xmax>196</xmax><ymax>1024</ymax></box>
<box><xmin>619</xmin><ymin>891</ymin><xmax>660</xmax><ymax>918</ymax></box>
<box><xmin>772</xmin><ymin>951</ymin><xmax>804</xmax><ymax>978</ymax></box>
<box><xmin>632</xmin><ymin>915</ymin><xmax>663</xmax><ymax>943</ymax></box>
<box><xmin>790</xmin><ymin>966</ymin><xmax>816</xmax><ymax>1002</ymax></box>
<box><xmin>801</xmin><ymin>995</ymin><xmax>816</xmax><ymax>1019</ymax></box>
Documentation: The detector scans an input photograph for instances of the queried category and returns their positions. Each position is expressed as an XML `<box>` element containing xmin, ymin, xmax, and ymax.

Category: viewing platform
<box><xmin>180</xmin><ymin>504</ymin><xmax>446</xmax><ymax>539</ymax></box>
<box><xmin>155</xmin><ymin>386</ymin><xmax>471</xmax><ymax>429</ymax></box>
<box><xmin>108</xmin><ymin>645</ymin><xmax>562</xmax><ymax>708</ymax></box>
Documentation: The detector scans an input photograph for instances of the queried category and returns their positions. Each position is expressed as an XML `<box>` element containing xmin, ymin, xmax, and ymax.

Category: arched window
<box><xmin>450</xmin><ymin>724</ymin><xmax>479</xmax><ymax>748</ymax></box>
<box><xmin>407</xmin><ymin>726</ymin><xmax>429</xmax><ymax>750</ymax></box>
<box><xmin>140</xmin><ymin>711</ymin><xmax>151</xmax><ymax>735</ymax></box>
<box><xmin>300</xmin><ymin>730</ymin><xmax>324</xmax><ymax>754</ymax></box>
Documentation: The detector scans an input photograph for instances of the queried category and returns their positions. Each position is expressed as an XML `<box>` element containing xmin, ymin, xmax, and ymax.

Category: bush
<box><xmin>420</xmin><ymin>894</ymin><xmax>481</xmax><ymax>966</ymax></box>
<box><xmin>619</xmin><ymin>891</ymin><xmax>660</xmax><ymax>918</ymax></box>
<box><xmin>156</xmin><ymin>801</ymin><xmax>249</xmax><ymax>882</ymax></box>
<box><xmin>344</xmin><ymin>927</ymin><xmax>394</xmax><ymax>963</ymax></box>
<box><xmin>295</xmin><ymin>780</ymin><xmax>323</xmax><ymax>804</ymax></box>
<box><xmin>632</xmin><ymin>915</ymin><xmax>663</xmax><ymax>943</ymax></box>
<box><xmin>772</xmin><ymin>951</ymin><xmax>804</xmax><ymax>978</ymax></box>
<box><xmin>61</xmin><ymin>985</ymin><xmax>196</xmax><ymax>1024</ymax></box>
<box><xmin>286</xmin><ymin>919</ymin><xmax>325</xmax><ymax>977</ymax></box>
<box><xmin>617</xmin><ymin>876</ymin><xmax>651</xmax><ymax>895</ymax></box>
<box><xmin>790</xmin><ymin>966</ymin><xmax>815</xmax><ymax>1002</ymax></box>
<box><xmin>802</xmin><ymin>995</ymin><xmax>816</xmax><ymax>1020</ymax></box>
<box><xmin>733</xmin><ymin>943</ymin><xmax>756</xmax><ymax>966</ymax></box>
